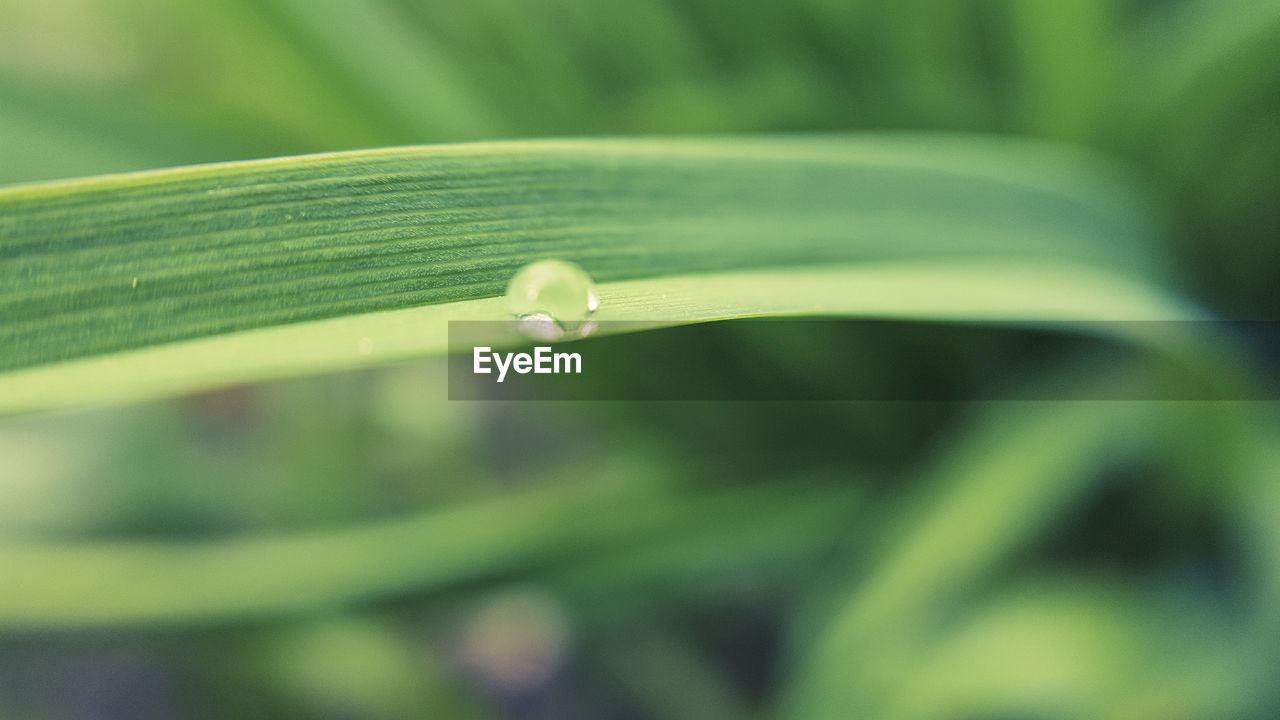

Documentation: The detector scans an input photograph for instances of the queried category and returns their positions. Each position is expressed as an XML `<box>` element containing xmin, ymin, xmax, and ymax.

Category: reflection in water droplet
<box><xmin>505</xmin><ymin>260</ymin><xmax>599</xmax><ymax>340</ymax></box>
<box><xmin>516</xmin><ymin>312</ymin><xmax>565</xmax><ymax>341</ymax></box>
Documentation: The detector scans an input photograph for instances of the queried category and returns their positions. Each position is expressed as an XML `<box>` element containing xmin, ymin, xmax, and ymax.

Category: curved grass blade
<box><xmin>0</xmin><ymin>477</ymin><xmax>859</xmax><ymax>628</ymax></box>
<box><xmin>1121</xmin><ymin>0</ymin><xmax>1280</xmax><ymax>172</ymax></box>
<box><xmin>0</xmin><ymin>260</ymin><xmax>1198</xmax><ymax>414</ymax></box>
<box><xmin>779</xmin><ymin>397</ymin><xmax>1140</xmax><ymax>718</ymax></box>
<box><xmin>778</xmin><ymin>388</ymin><xmax>1276</xmax><ymax>718</ymax></box>
<box><xmin>876</xmin><ymin>580</ymin><xmax>1247</xmax><ymax>720</ymax></box>
<box><xmin>2</xmin><ymin>136</ymin><xmax>1186</xmax><ymax>413</ymax></box>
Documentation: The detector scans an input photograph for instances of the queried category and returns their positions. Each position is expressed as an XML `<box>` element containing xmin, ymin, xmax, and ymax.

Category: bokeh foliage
<box><xmin>1</xmin><ymin>0</ymin><xmax>1278</xmax><ymax>718</ymax></box>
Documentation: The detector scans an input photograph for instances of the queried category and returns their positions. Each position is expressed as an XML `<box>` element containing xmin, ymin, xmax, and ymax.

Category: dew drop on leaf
<box><xmin>505</xmin><ymin>260</ymin><xmax>599</xmax><ymax>340</ymax></box>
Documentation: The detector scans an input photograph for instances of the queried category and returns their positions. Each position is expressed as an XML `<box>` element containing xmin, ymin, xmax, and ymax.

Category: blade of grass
<box><xmin>781</xmin><ymin>386</ymin><xmax>1280</xmax><ymax>718</ymax></box>
<box><xmin>1</xmin><ymin>135</ymin><xmax>1185</xmax><ymax>413</ymax></box>
<box><xmin>779</xmin><ymin>394</ymin><xmax>1154</xmax><ymax>718</ymax></box>
<box><xmin>0</xmin><ymin>476</ymin><xmax>859</xmax><ymax>628</ymax></box>
<box><xmin>877</xmin><ymin>580</ymin><xmax>1247</xmax><ymax>720</ymax></box>
<box><xmin>1121</xmin><ymin>0</ymin><xmax>1280</xmax><ymax>175</ymax></box>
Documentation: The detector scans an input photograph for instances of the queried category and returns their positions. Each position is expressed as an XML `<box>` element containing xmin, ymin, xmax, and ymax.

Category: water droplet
<box><xmin>505</xmin><ymin>260</ymin><xmax>599</xmax><ymax>340</ymax></box>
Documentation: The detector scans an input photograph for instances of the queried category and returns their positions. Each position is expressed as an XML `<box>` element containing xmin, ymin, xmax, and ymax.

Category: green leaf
<box><xmin>875</xmin><ymin>580</ymin><xmax>1247</xmax><ymax>720</ymax></box>
<box><xmin>780</xmin><ymin>397</ymin><xmax>1142</xmax><ymax>718</ymax></box>
<box><xmin>0</xmin><ymin>476</ymin><xmax>859</xmax><ymax>628</ymax></box>
<box><xmin>779</xmin><ymin>388</ymin><xmax>1279</xmax><ymax>718</ymax></box>
<box><xmin>1</xmin><ymin>135</ymin><xmax>1191</xmax><ymax>413</ymax></box>
<box><xmin>1120</xmin><ymin>0</ymin><xmax>1280</xmax><ymax>172</ymax></box>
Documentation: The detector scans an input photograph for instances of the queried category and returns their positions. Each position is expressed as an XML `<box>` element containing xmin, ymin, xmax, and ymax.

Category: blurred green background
<box><xmin>2</xmin><ymin>0</ymin><xmax>1279</xmax><ymax>718</ymax></box>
